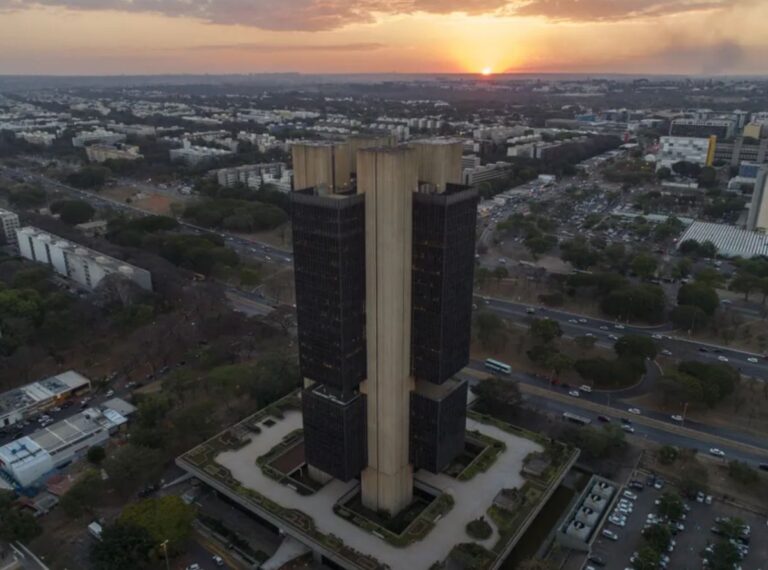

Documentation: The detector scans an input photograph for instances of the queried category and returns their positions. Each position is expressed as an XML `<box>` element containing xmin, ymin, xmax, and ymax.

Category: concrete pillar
<box><xmin>411</xmin><ymin>139</ymin><xmax>463</xmax><ymax>191</ymax></box>
<box><xmin>357</xmin><ymin>146</ymin><xmax>417</xmax><ymax>515</ymax></box>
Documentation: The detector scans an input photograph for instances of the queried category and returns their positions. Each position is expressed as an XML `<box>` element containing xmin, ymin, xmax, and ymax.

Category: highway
<box><xmin>481</xmin><ymin>296</ymin><xmax>768</xmax><ymax>379</ymax></box>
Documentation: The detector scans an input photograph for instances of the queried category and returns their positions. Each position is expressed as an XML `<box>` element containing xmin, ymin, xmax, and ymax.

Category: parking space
<box><xmin>588</xmin><ymin>473</ymin><xmax>767</xmax><ymax>570</ymax></box>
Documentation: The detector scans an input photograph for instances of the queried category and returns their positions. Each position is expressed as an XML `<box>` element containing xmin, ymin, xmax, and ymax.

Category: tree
<box><xmin>517</xmin><ymin>560</ymin><xmax>556</xmax><ymax>570</ymax></box>
<box><xmin>631</xmin><ymin>253</ymin><xmax>658</xmax><ymax>280</ymax></box>
<box><xmin>658</xmin><ymin>445</ymin><xmax>679</xmax><ymax>465</ymax></box>
<box><xmin>50</xmin><ymin>199</ymin><xmax>96</xmax><ymax>224</ymax></box>
<box><xmin>119</xmin><ymin>496</ymin><xmax>196</xmax><ymax>554</ymax></box>
<box><xmin>657</xmin><ymin>492</ymin><xmax>684</xmax><ymax>522</ymax></box>
<box><xmin>90</xmin><ymin>522</ymin><xmax>155</xmax><ymax>570</ymax></box>
<box><xmin>525</xmin><ymin>235</ymin><xmax>557</xmax><ymax>258</ymax></box>
<box><xmin>728</xmin><ymin>460</ymin><xmax>759</xmax><ymax>486</ymax></box>
<box><xmin>574</xmin><ymin>335</ymin><xmax>597</xmax><ymax>349</ymax></box>
<box><xmin>643</xmin><ymin>521</ymin><xmax>672</xmax><ymax>551</ymax></box>
<box><xmin>475</xmin><ymin>267</ymin><xmax>492</xmax><ymax>288</ymax></box>
<box><xmin>104</xmin><ymin>444</ymin><xmax>165</xmax><ymax>495</ymax></box>
<box><xmin>633</xmin><ymin>545</ymin><xmax>662</xmax><ymax>570</ymax></box>
<box><xmin>601</xmin><ymin>285</ymin><xmax>666</xmax><ymax>323</ymax></box>
<box><xmin>731</xmin><ymin>273</ymin><xmax>757</xmax><ymax>301</ymax></box>
<box><xmin>673</xmin><ymin>258</ymin><xmax>692</xmax><ymax>279</ymax></box>
<box><xmin>614</xmin><ymin>335</ymin><xmax>657</xmax><ymax>361</ymax></box>
<box><xmin>492</xmin><ymin>266</ymin><xmax>509</xmax><ymax>283</ymax></box>
<box><xmin>474</xmin><ymin>312</ymin><xmax>507</xmax><ymax>351</ymax></box>
<box><xmin>471</xmin><ymin>378</ymin><xmax>522</xmax><ymax>408</ymax></box>
<box><xmin>529</xmin><ymin>318</ymin><xmax>562</xmax><ymax>344</ymax></box>
<box><xmin>707</xmin><ymin>541</ymin><xmax>741</xmax><ymax>570</ymax></box>
<box><xmin>656</xmin><ymin>166</ymin><xmax>672</xmax><ymax>180</ymax></box>
<box><xmin>60</xmin><ymin>470</ymin><xmax>104</xmax><ymax>518</ymax></box>
<box><xmin>87</xmin><ymin>445</ymin><xmax>106</xmax><ymax>465</ymax></box>
<box><xmin>669</xmin><ymin>305</ymin><xmax>708</xmax><ymax>332</ymax></box>
<box><xmin>0</xmin><ymin>492</ymin><xmax>42</xmax><ymax>543</ymax></box>
<box><xmin>678</xmin><ymin>283</ymin><xmax>719</xmax><ymax>316</ymax></box>
<box><xmin>66</xmin><ymin>165</ymin><xmax>111</xmax><ymax>189</ymax></box>
<box><xmin>698</xmin><ymin>166</ymin><xmax>718</xmax><ymax>188</ymax></box>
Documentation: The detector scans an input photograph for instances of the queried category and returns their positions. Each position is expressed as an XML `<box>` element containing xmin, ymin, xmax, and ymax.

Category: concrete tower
<box><xmin>357</xmin><ymin>146</ymin><xmax>418</xmax><ymax>514</ymax></box>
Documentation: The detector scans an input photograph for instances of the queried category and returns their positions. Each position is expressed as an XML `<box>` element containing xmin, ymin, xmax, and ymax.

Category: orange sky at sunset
<box><xmin>0</xmin><ymin>1</ymin><xmax>767</xmax><ymax>75</ymax></box>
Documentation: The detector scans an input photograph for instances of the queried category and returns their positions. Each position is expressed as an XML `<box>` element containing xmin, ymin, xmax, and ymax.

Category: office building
<box><xmin>291</xmin><ymin>138</ymin><xmax>477</xmax><ymax>515</ymax></box>
<box><xmin>747</xmin><ymin>169</ymin><xmax>768</xmax><ymax>231</ymax></box>
<box><xmin>0</xmin><ymin>208</ymin><xmax>20</xmax><ymax>245</ymax></box>
<box><xmin>0</xmin><ymin>370</ymin><xmax>91</xmax><ymax>429</ymax></box>
<box><xmin>670</xmin><ymin>118</ymin><xmax>736</xmax><ymax>140</ymax></box>
<box><xmin>713</xmin><ymin>136</ymin><xmax>768</xmax><ymax>166</ymax></box>
<box><xmin>16</xmin><ymin>227</ymin><xmax>153</xmax><ymax>291</ymax></box>
<box><xmin>169</xmin><ymin>140</ymin><xmax>234</xmax><ymax>165</ymax></box>
<box><xmin>462</xmin><ymin>161</ymin><xmax>512</xmax><ymax>186</ymax></box>
<box><xmin>214</xmin><ymin>162</ymin><xmax>286</xmax><ymax>188</ymax></box>
<box><xmin>71</xmin><ymin>129</ymin><xmax>126</xmax><ymax>148</ymax></box>
<box><xmin>657</xmin><ymin>136</ymin><xmax>716</xmax><ymax>169</ymax></box>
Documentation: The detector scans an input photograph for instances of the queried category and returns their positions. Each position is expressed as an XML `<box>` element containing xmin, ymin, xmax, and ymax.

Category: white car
<box><xmin>747</xmin><ymin>357</ymin><xmax>758</xmax><ymax>363</ymax></box>
<box><xmin>623</xmin><ymin>490</ymin><xmax>638</xmax><ymax>501</ymax></box>
<box><xmin>568</xmin><ymin>390</ymin><xmax>581</xmax><ymax>397</ymax></box>
<box><xmin>579</xmin><ymin>318</ymin><xmax>588</xmax><ymax>323</ymax></box>
<box><xmin>569</xmin><ymin>318</ymin><xmax>578</xmax><ymax>324</ymax></box>
<box><xmin>614</xmin><ymin>324</ymin><xmax>625</xmax><ymax>330</ymax></box>
<box><xmin>709</xmin><ymin>447</ymin><xmax>725</xmax><ymax>457</ymax></box>
<box><xmin>602</xmin><ymin>529</ymin><xmax>619</xmax><ymax>540</ymax></box>
<box><xmin>579</xmin><ymin>385</ymin><xmax>593</xmax><ymax>393</ymax></box>
<box><xmin>622</xmin><ymin>425</ymin><xmax>635</xmax><ymax>433</ymax></box>
<box><xmin>652</xmin><ymin>334</ymin><xmax>662</xmax><ymax>340</ymax></box>
<box><xmin>671</xmin><ymin>415</ymin><xmax>684</xmax><ymax>422</ymax></box>
<box><xmin>609</xmin><ymin>515</ymin><xmax>626</xmax><ymax>527</ymax></box>
<box><xmin>661</xmin><ymin>349</ymin><xmax>672</xmax><ymax>356</ymax></box>
<box><xmin>599</xmin><ymin>326</ymin><xmax>609</xmax><ymax>331</ymax></box>
<box><xmin>212</xmin><ymin>555</ymin><xmax>224</xmax><ymax>567</ymax></box>
<box><xmin>628</xmin><ymin>408</ymin><xmax>641</xmax><ymax>415</ymax></box>
<box><xmin>717</xmin><ymin>355</ymin><xmax>729</xmax><ymax>362</ymax></box>
<box><xmin>608</xmin><ymin>334</ymin><xmax>619</xmax><ymax>341</ymax></box>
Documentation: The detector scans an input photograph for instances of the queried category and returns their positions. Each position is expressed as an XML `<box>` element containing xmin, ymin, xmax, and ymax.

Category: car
<box><xmin>602</xmin><ymin>529</ymin><xmax>619</xmax><ymax>540</ymax></box>
<box><xmin>568</xmin><ymin>390</ymin><xmax>580</xmax><ymax>397</ymax></box>
<box><xmin>717</xmin><ymin>355</ymin><xmax>729</xmax><ymax>362</ymax></box>
<box><xmin>597</xmin><ymin>415</ymin><xmax>610</xmax><ymax>423</ymax></box>
<box><xmin>661</xmin><ymin>349</ymin><xmax>672</xmax><ymax>356</ymax></box>
<box><xmin>525</xmin><ymin>307</ymin><xmax>536</xmax><ymax>314</ymax></box>
<box><xmin>105</xmin><ymin>390</ymin><xmax>114</xmax><ymax>398</ymax></box>
<box><xmin>709</xmin><ymin>447</ymin><xmax>725</xmax><ymax>457</ymax></box>
<box><xmin>652</xmin><ymin>334</ymin><xmax>662</xmax><ymax>340</ymax></box>
<box><xmin>622</xmin><ymin>490</ymin><xmax>637</xmax><ymax>501</ymax></box>
<box><xmin>599</xmin><ymin>325</ymin><xmax>609</xmax><ymax>331</ymax></box>
<box><xmin>622</xmin><ymin>425</ymin><xmax>635</xmax><ymax>433</ymax></box>
<box><xmin>654</xmin><ymin>479</ymin><xmax>664</xmax><ymax>490</ymax></box>
<box><xmin>608</xmin><ymin>334</ymin><xmax>618</xmax><ymax>341</ymax></box>
<box><xmin>186</xmin><ymin>565</ymin><xmax>201</xmax><ymax>570</ymax></box>
<box><xmin>671</xmin><ymin>415</ymin><xmax>684</xmax><ymax>422</ymax></box>
<box><xmin>759</xmin><ymin>463</ymin><xmax>768</xmax><ymax>472</ymax></box>
<box><xmin>699</xmin><ymin>347</ymin><xmax>709</xmax><ymax>353</ymax></box>
<box><xmin>620</xmin><ymin>417</ymin><xmax>632</xmax><ymax>425</ymax></box>
<box><xmin>628</xmin><ymin>480</ymin><xmax>644</xmax><ymax>491</ymax></box>
<box><xmin>705</xmin><ymin>495</ymin><xmax>713</xmax><ymax>504</ymax></box>
<box><xmin>628</xmin><ymin>408</ymin><xmax>641</xmax><ymax>415</ymax></box>
<box><xmin>579</xmin><ymin>318</ymin><xmax>587</xmax><ymax>323</ymax></box>
<box><xmin>608</xmin><ymin>516</ymin><xmax>626</xmax><ymax>527</ymax></box>
<box><xmin>747</xmin><ymin>357</ymin><xmax>758</xmax><ymax>363</ymax></box>
<box><xmin>614</xmin><ymin>324</ymin><xmax>625</xmax><ymax>330</ymax></box>
<box><xmin>212</xmin><ymin>555</ymin><xmax>224</xmax><ymax>566</ymax></box>
<box><xmin>579</xmin><ymin>385</ymin><xmax>593</xmax><ymax>393</ymax></box>
<box><xmin>585</xmin><ymin>333</ymin><xmax>595</xmax><ymax>338</ymax></box>
<box><xmin>569</xmin><ymin>318</ymin><xmax>578</xmax><ymax>323</ymax></box>
<box><xmin>587</xmin><ymin>555</ymin><xmax>606</xmax><ymax>567</ymax></box>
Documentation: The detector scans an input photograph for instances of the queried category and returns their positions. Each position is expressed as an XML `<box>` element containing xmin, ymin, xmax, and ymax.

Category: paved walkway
<box><xmin>216</xmin><ymin>410</ymin><xmax>541</xmax><ymax>570</ymax></box>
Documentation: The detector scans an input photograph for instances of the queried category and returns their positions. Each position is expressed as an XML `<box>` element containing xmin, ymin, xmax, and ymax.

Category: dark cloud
<box><xmin>0</xmin><ymin>0</ymin><xmax>738</xmax><ymax>30</ymax></box>
<box><xmin>184</xmin><ymin>42</ymin><xmax>386</xmax><ymax>52</ymax></box>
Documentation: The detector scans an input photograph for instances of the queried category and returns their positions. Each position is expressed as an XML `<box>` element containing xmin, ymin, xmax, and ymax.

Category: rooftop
<box><xmin>678</xmin><ymin>221</ymin><xmax>768</xmax><ymax>258</ymax></box>
<box><xmin>0</xmin><ymin>371</ymin><xmax>91</xmax><ymax>418</ymax></box>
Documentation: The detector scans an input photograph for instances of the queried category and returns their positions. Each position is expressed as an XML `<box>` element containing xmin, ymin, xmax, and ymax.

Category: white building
<box><xmin>0</xmin><ymin>370</ymin><xmax>91</xmax><ymax>429</ymax></box>
<box><xmin>16</xmin><ymin>227</ymin><xmax>153</xmax><ymax>291</ymax></box>
<box><xmin>0</xmin><ymin>208</ymin><xmax>20</xmax><ymax>245</ymax></box>
<box><xmin>657</xmin><ymin>136</ymin><xmax>715</xmax><ymax>169</ymax></box>
<box><xmin>678</xmin><ymin>221</ymin><xmax>768</xmax><ymax>258</ymax></box>
<box><xmin>85</xmin><ymin>143</ymin><xmax>143</xmax><ymax>163</ymax></box>
<box><xmin>262</xmin><ymin>170</ymin><xmax>293</xmax><ymax>193</ymax></box>
<box><xmin>214</xmin><ymin>163</ymin><xmax>286</xmax><ymax>188</ymax></box>
<box><xmin>71</xmin><ymin>129</ymin><xmax>126</xmax><ymax>148</ymax></box>
<box><xmin>462</xmin><ymin>162</ymin><xmax>512</xmax><ymax>187</ymax></box>
<box><xmin>170</xmin><ymin>140</ymin><xmax>234</xmax><ymax>165</ymax></box>
<box><xmin>0</xmin><ymin>399</ymin><xmax>133</xmax><ymax>488</ymax></box>
<box><xmin>16</xmin><ymin>131</ymin><xmax>56</xmax><ymax>146</ymax></box>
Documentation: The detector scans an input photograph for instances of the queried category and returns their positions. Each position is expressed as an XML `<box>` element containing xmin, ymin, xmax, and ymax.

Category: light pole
<box><xmin>160</xmin><ymin>540</ymin><xmax>170</xmax><ymax>570</ymax></box>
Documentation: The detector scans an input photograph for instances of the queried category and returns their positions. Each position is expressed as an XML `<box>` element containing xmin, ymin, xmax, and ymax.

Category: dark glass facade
<box><xmin>411</xmin><ymin>185</ymin><xmax>478</xmax><ymax>384</ymax></box>
<box><xmin>302</xmin><ymin>385</ymin><xmax>367</xmax><ymax>481</ymax></box>
<box><xmin>409</xmin><ymin>379</ymin><xmax>468</xmax><ymax>473</ymax></box>
<box><xmin>291</xmin><ymin>189</ymin><xmax>366</xmax><ymax>396</ymax></box>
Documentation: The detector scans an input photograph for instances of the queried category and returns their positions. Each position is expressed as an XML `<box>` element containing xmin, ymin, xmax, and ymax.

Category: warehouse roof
<box><xmin>677</xmin><ymin>221</ymin><xmax>768</xmax><ymax>258</ymax></box>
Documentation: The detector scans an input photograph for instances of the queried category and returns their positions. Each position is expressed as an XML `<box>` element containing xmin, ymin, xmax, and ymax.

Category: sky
<box><xmin>0</xmin><ymin>0</ymin><xmax>767</xmax><ymax>76</ymax></box>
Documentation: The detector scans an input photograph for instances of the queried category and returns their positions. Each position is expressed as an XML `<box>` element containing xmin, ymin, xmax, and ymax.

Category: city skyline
<box><xmin>1</xmin><ymin>1</ymin><xmax>768</xmax><ymax>75</ymax></box>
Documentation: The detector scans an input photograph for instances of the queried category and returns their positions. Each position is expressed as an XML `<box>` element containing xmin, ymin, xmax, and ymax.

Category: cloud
<box><xmin>511</xmin><ymin>0</ymin><xmax>734</xmax><ymax>21</ymax></box>
<box><xmin>0</xmin><ymin>0</ymin><xmax>738</xmax><ymax>30</ymax></box>
<box><xmin>184</xmin><ymin>42</ymin><xmax>386</xmax><ymax>52</ymax></box>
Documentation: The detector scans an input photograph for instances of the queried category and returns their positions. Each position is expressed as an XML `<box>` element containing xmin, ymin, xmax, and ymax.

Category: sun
<box><xmin>481</xmin><ymin>67</ymin><xmax>493</xmax><ymax>76</ymax></box>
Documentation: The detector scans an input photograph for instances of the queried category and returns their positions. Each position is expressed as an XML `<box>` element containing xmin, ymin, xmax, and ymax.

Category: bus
<box><xmin>562</xmin><ymin>412</ymin><xmax>591</xmax><ymax>426</ymax></box>
<box><xmin>484</xmin><ymin>358</ymin><xmax>511</xmax><ymax>375</ymax></box>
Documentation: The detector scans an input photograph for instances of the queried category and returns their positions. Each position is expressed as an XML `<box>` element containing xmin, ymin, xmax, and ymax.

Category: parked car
<box><xmin>628</xmin><ymin>408</ymin><xmax>641</xmax><ymax>415</ymax></box>
<box><xmin>709</xmin><ymin>448</ymin><xmax>726</xmax><ymax>457</ymax></box>
<box><xmin>602</xmin><ymin>529</ymin><xmax>619</xmax><ymax>540</ymax></box>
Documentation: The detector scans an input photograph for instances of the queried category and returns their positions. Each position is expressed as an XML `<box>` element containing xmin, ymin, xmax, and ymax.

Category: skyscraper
<box><xmin>291</xmin><ymin>138</ymin><xmax>478</xmax><ymax>515</ymax></box>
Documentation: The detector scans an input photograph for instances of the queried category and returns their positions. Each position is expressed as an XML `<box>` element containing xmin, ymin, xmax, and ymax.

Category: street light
<box><xmin>159</xmin><ymin>540</ymin><xmax>170</xmax><ymax>570</ymax></box>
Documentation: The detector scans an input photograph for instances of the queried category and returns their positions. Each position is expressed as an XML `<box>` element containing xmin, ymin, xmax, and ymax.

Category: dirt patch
<box><xmin>102</xmin><ymin>186</ymin><xmax>185</xmax><ymax>216</ymax></box>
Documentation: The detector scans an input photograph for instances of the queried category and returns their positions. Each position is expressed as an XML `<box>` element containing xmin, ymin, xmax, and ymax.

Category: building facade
<box><xmin>16</xmin><ymin>227</ymin><xmax>153</xmax><ymax>291</ymax></box>
<box><xmin>291</xmin><ymin>138</ymin><xmax>477</xmax><ymax>516</ymax></box>
<box><xmin>657</xmin><ymin>136</ymin><xmax>716</xmax><ymax>169</ymax></box>
<box><xmin>0</xmin><ymin>208</ymin><xmax>20</xmax><ymax>245</ymax></box>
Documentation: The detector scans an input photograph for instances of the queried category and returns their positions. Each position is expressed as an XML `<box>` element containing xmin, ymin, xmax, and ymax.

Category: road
<box><xmin>0</xmin><ymin>165</ymin><xmax>293</xmax><ymax>266</ymax></box>
<box><xmin>461</xmin><ymin>361</ymin><xmax>768</xmax><ymax>468</ymax></box>
<box><xmin>480</xmin><ymin>296</ymin><xmax>768</xmax><ymax>379</ymax></box>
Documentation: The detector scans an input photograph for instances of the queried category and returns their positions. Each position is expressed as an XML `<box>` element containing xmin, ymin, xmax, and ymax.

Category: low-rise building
<box><xmin>85</xmin><ymin>143</ymin><xmax>142</xmax><ymax>163</ymax></box>
<box><xmin>462</xmin><ymin>161</ymin><xmax>511</xmax><ymax>187</ymax></box>
<box><xmin>0</xmin><ymin>371</ymin><xmax>91</xmax><ymax>429</ymax></box>
<box><xmin>71</xmin><ymin>129</ymin><xmax>126</xmax><ymax>148</ymax></box>
<box><xmin>0</xmin><ymin>398</ymin><xmax>134</xmax><ymax>489</ymax></box>
<box><xmin>214</xmin><ymin>162</ymin><xmax>286</xmax><ymax>188</ymax></box>
<box><xmin>678</xmin><ymin>221</ymin><xmax>768</xmax><ymax>258</ymax></box>
<box><xmin>16</xmin><ymin>226</ymin><xmax>153</xmax><ymax>291</ymax></box>
<box><xmin>657</xmin><ymin>136</ymin><xmax>716</xmax><ymax>169</ymax></box>
<box><xmin>670</xmin><ymin>118</ymin><xmax>736</xmax><ymax>140</ymax></box>
<box><xmin>0</xmin><ymin>208</ymin><xmax>20</xmax><ymax>245</ymax></box>
<box><xmin>169</xmin><ymin>140</ymin><xmax>234</xmax><ymax>165</ymax></box>
<box><xmin>16</xmin><ymin>131</ymin><xmax>56</xmax><ymax>146</ymax></box>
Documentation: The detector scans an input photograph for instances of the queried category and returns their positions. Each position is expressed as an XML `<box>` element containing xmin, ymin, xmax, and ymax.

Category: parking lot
<box><xmin>588</xmin><ymin>472</ymin><xmax>768</xmax><ymax>570</ymax></box>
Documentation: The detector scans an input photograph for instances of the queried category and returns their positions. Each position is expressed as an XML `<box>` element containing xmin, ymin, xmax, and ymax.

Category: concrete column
<box><xmin>357</xmin><ymin>147</ymin><xmax>416</xmax><ymax>515</ymax></box>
